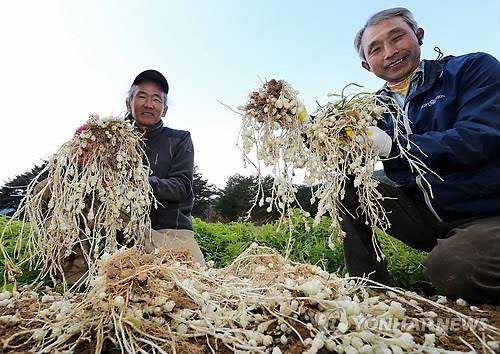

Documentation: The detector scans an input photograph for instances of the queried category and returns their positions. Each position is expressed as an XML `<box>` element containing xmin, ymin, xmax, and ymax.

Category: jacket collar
<box><xmin>377</xmin><ymin>59</ymin><xmax>445</xmax><ymax>100</ymax></box>
<box><xmin>378</xmin><ymin>61</ymin><xmax>425</xmax><ymax>96</ymax></box>
<box><xmin>143</xmin><ymin>120</ymin><xmax>165</xmax><ymax>139</ymax></box>
<box><xmin>130</xmin><ymin>119</ymin><xmax>164</xmax><ymax>139</ymax></box>
<box><xmin>416</xmin><ymin>59</ymin><xmax>444</xmax><ymax>88</ymax></box>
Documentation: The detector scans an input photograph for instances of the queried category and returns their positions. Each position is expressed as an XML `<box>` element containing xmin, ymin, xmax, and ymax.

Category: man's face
<box><xmin>127</xmin><ymin>80</ymin><xmax>167</xmax><ymax>130</ymax></box>
<box><xmin>360</xmin><ymin>17</ymin><xmax>423</xmax><ymax>84</ymax></box>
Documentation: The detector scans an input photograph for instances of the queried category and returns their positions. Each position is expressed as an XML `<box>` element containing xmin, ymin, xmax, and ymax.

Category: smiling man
<box><xmin>360</xmin><ymin>16</ymin><xmax>423</xmax><ymax>85</ymax></box>
<box><xmin>340</xmin><ymin>8</ymin><xmax>500</xmax><ymax>303</ymax></box>
<box><xmin>126</xmin><ymin>70</ymin><xmax>205</xmax><ymax>264</ymax></box>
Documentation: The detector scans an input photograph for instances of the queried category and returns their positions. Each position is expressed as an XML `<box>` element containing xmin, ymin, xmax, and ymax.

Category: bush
<box><xmin>194</xmin><ymin>213</ymin><xmax>430</xmax><ymax>293</ymax></box>
<box><xmin>0</xmin><ymin>216</ymin><xmax>41</xmax><ymax>287</ymax></box>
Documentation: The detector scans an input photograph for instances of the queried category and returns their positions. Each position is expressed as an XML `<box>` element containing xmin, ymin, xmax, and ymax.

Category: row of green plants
<box><xmin>1</xmin><ymin>215</ymin><xmax>431</xmax><ymax>293</ymax></box>
<box><xmin>194</xmin><ymin>214</ymin><xmax>431</xmax><ymax>293</ymax></box>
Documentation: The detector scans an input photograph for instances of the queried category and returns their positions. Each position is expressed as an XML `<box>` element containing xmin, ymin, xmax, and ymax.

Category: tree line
<box><xmin>0</xmin><ymin>163</ymin><xmax>318</xmax><ymax>224</ymax></box>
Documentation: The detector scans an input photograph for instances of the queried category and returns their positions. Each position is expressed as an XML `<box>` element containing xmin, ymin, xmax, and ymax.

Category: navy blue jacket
<box><xmin>143</xmin><ymin>121</ymin><xmax>194</xmax><ymax>230</ymax></box>
<box><xmin>379</xmin><ymin>52</ymin><xmax>500</xmax><ymax>222</ymax></box>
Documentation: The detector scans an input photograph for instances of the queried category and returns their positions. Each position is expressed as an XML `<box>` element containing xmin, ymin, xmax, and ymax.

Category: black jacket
<box><xmin>143</xmin><ymin>120</ymin><xmax>194</xmax><ymax>230</ymax></box>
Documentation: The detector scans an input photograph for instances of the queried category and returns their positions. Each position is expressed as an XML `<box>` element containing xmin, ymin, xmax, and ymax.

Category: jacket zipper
<box><xmin>405</xmin><ymin>98</ymin><xmax>442</xmax><ymax>222</ymax></box>
<box><xmin>403</xmin><ymin>103</ymin><xmax>413</xmax><ymax>135</ymax></box>
<box><xmin>405</xmin><ymin>65</ymin><xmax>444</xmax><ymax>223</ymax></box>
<box><xmin>416</xmin><ymin>175</ymin><xmax>443</xmax><ymax>222</ymax></box>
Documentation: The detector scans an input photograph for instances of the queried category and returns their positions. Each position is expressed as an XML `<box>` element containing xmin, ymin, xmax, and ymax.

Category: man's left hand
<box><xmin>355</xmin><ymin>126</ymin><xmax>392</xmax><ymax>157</ymax></box>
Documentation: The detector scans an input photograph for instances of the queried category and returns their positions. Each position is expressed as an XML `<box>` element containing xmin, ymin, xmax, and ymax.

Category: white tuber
<box><xmin>113</xmin><ymin>295</ymin><xmax>125</xmax><ymax>307</ymax></box>
<box><xmin>176</xmin><ymin>323</ymin><xmax>188</xmax><ymax>335</ymax></box>
<box><xmin>424</xmin><ymin>333</ymin><xmax>435</xmax><ymax>347</ymax></box>
<box><xmin>487</xmin><ymin>341</ymin><xmax>499</xmax><ymax>351</ymax></box>
<box><xmin>297</xmin><ymin>278</ymin><xmax>323</xmax><ymax>296</ymax></box>
<box><xmin>0</xmin><ymin>291</ymin><xmax>11</xmax><ymax>301</ymax></box>
<box><xmin>32</xmin><ymin>329</ymin><xmax>47</xmax><ymax>341</ymax></box>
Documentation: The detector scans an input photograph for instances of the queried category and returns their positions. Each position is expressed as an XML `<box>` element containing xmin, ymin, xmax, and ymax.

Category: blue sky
<box><xmin>1</xmin><ymin>0</ymin><xmax>499</xmax><ymax>187</ymax></box>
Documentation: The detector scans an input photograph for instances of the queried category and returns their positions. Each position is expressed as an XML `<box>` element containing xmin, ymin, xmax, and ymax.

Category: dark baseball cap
<box><xmin>132</xmin><ymin>69</ymin><xmax>169</xmax><ymax>94</ymax></box>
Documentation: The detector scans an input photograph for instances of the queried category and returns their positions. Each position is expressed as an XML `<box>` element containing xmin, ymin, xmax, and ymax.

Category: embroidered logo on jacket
<box><xmin>420</xmin><ymin>95</ymin><xmax>445</xmax><ymax>110</ymax></box>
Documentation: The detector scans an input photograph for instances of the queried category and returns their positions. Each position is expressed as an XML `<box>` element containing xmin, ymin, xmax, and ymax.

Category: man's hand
<box><xmin>73</xmin><ymin>124</ymin><xmax>96</xmax><ymax>166</ymax></box>
<box><xmin>74</xmin><ymin>124</ymin><xmax>91</xmax><ymax>136</ymax></box>
<box><xmin>297</xmin><ymin>101</ymin><xmax>308</xmax><ymax>122</ymax></box>
<box><xmin>348</xmin><ymin>126</ymin><xmax>392</xmax><ymax>157</ymax></box>
<box><xmin>363</xmin><ymin>126</ymin><xmax>392</xmax><ymax>157</ymax></box>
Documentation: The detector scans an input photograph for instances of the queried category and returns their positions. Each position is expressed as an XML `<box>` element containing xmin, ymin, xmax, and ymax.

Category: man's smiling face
<box><xmin>127</xmin><ymin>80</ymin><xmax>167</xmax><ymax>130</ymax></box>
<box><xmin>361</xmin><ymin>16</ymin><xmax>423</xmax><ymax>84</ymax></box>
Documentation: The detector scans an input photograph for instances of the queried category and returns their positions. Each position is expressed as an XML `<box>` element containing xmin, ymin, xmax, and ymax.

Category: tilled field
<box><xmin>1</xmin><ymin>245</ymin><xmax>499</xmax><ymax>353</ymax></box>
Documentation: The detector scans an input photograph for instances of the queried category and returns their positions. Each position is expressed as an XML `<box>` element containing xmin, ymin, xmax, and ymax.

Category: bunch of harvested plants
<box><xmin>238</xmin><ymin>79</ymin><xmax>310</xmax><ymax>227</ymax></box>
<box><xmin>239</xmin><ymin>81</ymin><xmax>439</xmax><ymax>259</ymax></box>
<box><xmin>1</xmin><ymin>115</ymin><xmax>154</xmax><ymax>285</ymax></box>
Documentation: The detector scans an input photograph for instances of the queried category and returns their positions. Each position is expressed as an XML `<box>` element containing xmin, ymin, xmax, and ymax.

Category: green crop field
<box><xmin>1</xmin><ymin>214</ymin><xmax>430</xmax><ymax>294</ymax></box>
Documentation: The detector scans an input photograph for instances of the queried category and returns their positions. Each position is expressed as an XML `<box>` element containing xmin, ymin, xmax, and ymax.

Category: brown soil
<box><xmin>406</xmin><ymin>299</ymin><xmax>499</xmax><ymax>351</ymax></box>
